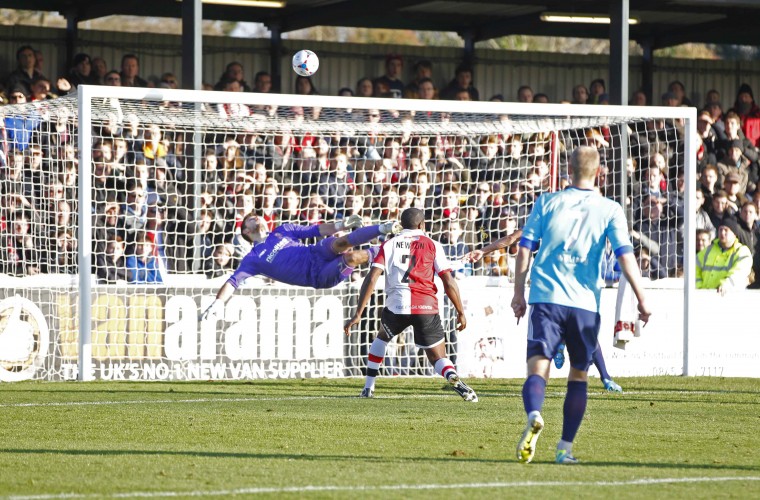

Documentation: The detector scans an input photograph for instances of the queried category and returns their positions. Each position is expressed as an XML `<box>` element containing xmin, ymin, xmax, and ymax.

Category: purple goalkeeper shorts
<box><xmin>308</xmin><ymin>236</ymin><xmax>351</xmax><ymax>288</ymax></box>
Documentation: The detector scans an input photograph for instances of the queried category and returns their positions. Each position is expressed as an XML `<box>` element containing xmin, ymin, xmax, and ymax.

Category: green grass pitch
<box><xmin>1</xmin><ymin>377</ymin><xmax>758</xmax><ymax>499</ymax></box>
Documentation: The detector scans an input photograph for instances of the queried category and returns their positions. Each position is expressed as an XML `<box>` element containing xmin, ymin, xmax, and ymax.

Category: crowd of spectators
<box><xmin>1</xmin><ymin>45</ymin><xmax>759</xmax><ymax>289</ymax></box>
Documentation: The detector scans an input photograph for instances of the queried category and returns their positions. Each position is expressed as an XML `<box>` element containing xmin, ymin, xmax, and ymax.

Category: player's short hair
<box><xmin>401</xmin><ymin>207</ymin><xmax>424</xmax><ymax>229</ymax></box>
<box><xmin>570</xmin><ymin>146</ymin><xmax>600</xmax><ymax>181</ymax></box>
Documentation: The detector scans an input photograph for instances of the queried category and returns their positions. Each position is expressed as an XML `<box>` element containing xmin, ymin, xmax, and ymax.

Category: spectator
<box><xmin>96</xmin><ymin>237</ymin><xmax>128</xmax><ymax>283</ymax></box>
<box><xmin>64</xmin><ymin>53</ymin><xmax>95</xmax><ymax>89</ymax></box>
<box><xmin>661</xmin><ymin>91</ymin><xmax>679</xmax><ymax>107</ymax></box>
<box><xmin>453</xmin><ymin>88</ymin><xmax>471</xmax><ymax>101</ymax></box>
<box><xmin>5</xmin><ymin>45</ymin><xmax>43</xmax><ymax>95</ymax></box>
<box><xmin>668</xmin><ymin>80</ymin><xmax>692</xmax><ymax>107</ymax></box>
<box><xmin>735</xmin><ymin>201</ymin><xmax>758</xmax><ymax>253</ymax></box>
<box><xmin>470</xmin><ymin>135</ymin><xmax>505</xmax><ymax>185</ymax></box>
<box><xmin>696</xmin><ymin>110</ymin><xmax>720</xmax><ymax>171</ymax></box>
<box><xmin>415</xmin><ymin>77</ymin><xmax>437</xmax><ymax>100</ymax></box>
<box><xmin>723</xmin><ymin>172</ymin><xmax>748</xmax><ymax>214</ymax></box>
<box><xmin>355</xmin><ymin>77</ymin><xmax>373</xmax><ymax>98</ymax></box>
<box><xmin>717</xmin><ymin>140</ymin><xmax>751</xmax><ymax>193</ymax></box>
<box><xmin>2</xmin><ymin>211</ymin><xmax>39</xmax><ymax>276</ymax></box>
<box><xmin>217</xmin><ymin>79</ymin><xmax>251</xmax><ymax>118</ymax></box>
<box><xmin>375</xmin><ymin>54</ymin><xmax>404</xmax><ymax>98</ymax></box>
<box><xmin>589</xmin><ymin>78</ymin><xmax>605</xmax><ymax>104</ymax></box>
<box><xmin>29</xmin><ymin>76</ymin><xmax>56</xmax><ymax>101</ymax></box>
<box><xmin>214</xmin><ymin>61</ymin><xmax>251</xmax><ymax>92</ymax></box>
<box><xmin>294</xmin><ymin>76</ymin><xmax>319</xmax><ymax>96</ymax></box>
<box><xmin>696</xmin><ymin>229</ymin><xmax>712</xmax><ymax>254</ymax></box>
<box><xmin>33</xmin><ymin>49</ymin><xmax>44</xmax><ymax>75</ymax></box>
<box><xmin>120</xmin><ymin>54</ymin><xmax>148</xmax><ymax>87</ymax></box>
<box><xmin>441</xmin><ymin>219</ymin><xmax>472</xmax><ymax>278</ymax></box>
<box><xmin>630</xmin><ymin>90</ymin><xmax>647</xmax><ymax>106</ymax></box>
<box><xmin>695</xmin><ymin>187</ymin><xmax>716</xmax><ymax>239</ymax></box>
<box><xmin>403</xmin><ymin>59</ymin><xmax>433</xmax><ymax>99</ymax></box>
<box><xmin>705</xmin><ymin>89</ymin><xmax>721</xmax><ymax>106</ymax></box>
<box><xmin>516</xmin><ymin>85</ymin><xmax>533</xmax><ymax>103</ymax></box>
<box><xmin>728</xmin><ymin>83</ymin><xmax>760</xmax><ymax>125</ymax></box>
<box><xmin>708</xmin><ymin>189</ymin><xmax>733</xmax><ymax>228</ymax></box>
<box><xmin>253</xmin><ymin>180</ymin><xmax>276</xmax><ymax>222</ymax></box>
<box><xmin>699</xmin><ymin>163</ymin><xmax>719</xmax><ymax>205</ymax></box>
<box><xmin>45</xmin><ymin>228</ymin><xmax>77</xmax><ymax>274</ymax></box>
<box><xmin>696</xmin><ymin>218</ymin><xmax>752</xmax><ymax>294</ymax></box>
<box><xmin>104</xmin><ymin>70</ymin><xmax>121</xmax><ymax>86</ymax></box>
<box><xmin>3</xmin><ymin>88</ymin><xmax>41</xmax><ymax>152</ymax></box>
<box><xmin>572</xmin><ymin>84</ymin><xmax>589</xmax><ymax>104</ymax></box>
<box><xmin>160</xmin><ymin>73</ymin><xmax>179</xmax><ymax>89</ymax></box>
<box><xmin>205</xmin><ymin>243</ymin><xmax>236</xmax><ymax>278</ymax></box>
<box><xmin>91</xmin><ymin>57</ymin><xmax>108</xmax><ymax>85</ymax></box>
<box><xmin>280</xmin><ymin>186</ymin><xmax>301</xmax><ymax>224</ymax></box>
<box><xmin>125</xmin><ymin>232</ymin><xmax>163</xmax><ymax>284</ymax></box>
<box><xmin>121</xmin><ymin>183</ymin><xmax>149</xmax><ymax>244</ymax></box>
<box><xmin>440</xmin><ymin>63</ymin><xmax>479</xmax><ymax>101</ymax></box>
<box><xmin>632</xmin><ymin>194</ymin><xmax>680</xmax><ymax>279</ymax></box>
<box><xmin>252</xmin><ymin>71</ymin><xmax>272</xmax><ymax>93</ymax></box>
<box><xmin>533</xmin><ymin>93</ymin><xmax>549</xmax><ymax>103</ymax></box>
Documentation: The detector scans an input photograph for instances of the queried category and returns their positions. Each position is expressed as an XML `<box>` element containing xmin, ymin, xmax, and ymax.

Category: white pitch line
<box><xmin>4</xmin><ymin>476</ymin><xmax>760</xmax><ymax>499</ymax></box>
<box><xmin>0</xmin><ymin>389</ymin><xmax>750</xmax><ymax>409</ymax></box>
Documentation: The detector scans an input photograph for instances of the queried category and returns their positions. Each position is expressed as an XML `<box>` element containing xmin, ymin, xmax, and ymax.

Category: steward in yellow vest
<box><xmin>696</xmin><ymin>217</ymin><xmax>752</xmax><ymax>295</ymax></box>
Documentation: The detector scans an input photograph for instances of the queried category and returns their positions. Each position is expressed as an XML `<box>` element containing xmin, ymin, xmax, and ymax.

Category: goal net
<box><xmin>0</xmin><ymin>87</ymin><xmax>696</xmax><ymax>382</ymax></box>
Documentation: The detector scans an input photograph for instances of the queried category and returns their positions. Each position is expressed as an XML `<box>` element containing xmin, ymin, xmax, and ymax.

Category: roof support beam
<box><xmin>269</xmin><ymin>21</ymin><xmax>283</xmax><ymax>94</ymax></box>
<box><xmin>181</xmin><ymin>0</ymin><xmax>203</xmax><ymax>90</ymax></box>
<box><xmin>609</xmin><ymin>0</ymin><xmax>629</xmax><ymax>106</ymax></box>
<box><xmin>64</xmin><ymin>9</ymin><xmax>78</xmax><ymax>73</ymax></box>
<box><xmin>640</xmin><ymin>38</ymin><xmax>654</xmax><ymax>105</ymax></box>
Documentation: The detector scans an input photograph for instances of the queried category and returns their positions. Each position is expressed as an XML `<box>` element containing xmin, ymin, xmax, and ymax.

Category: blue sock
<box><xmin>561</xmin><ymin>381</ymin><xmax>588</xmax><ymax>443</ymax></box>
<box><xmin>346</xmin><ymin>225</ymin><xmax>382</xmax><ymax>247</ymax></box>
<box><xmin>592</xmin><ymin>342</ymin><xmax>611</xmax><ymax>380</ymax></box>
<box><xmin>522</xmin><ymin>374</ymin><xmax>547</xmax><ymax>415</ymax></box>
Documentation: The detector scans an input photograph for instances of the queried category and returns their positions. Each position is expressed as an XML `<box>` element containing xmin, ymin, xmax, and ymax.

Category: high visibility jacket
<box><xmin>696</xmin><ymin>239</ymin><xmax>752</xmax><ymax>290</ymax></box>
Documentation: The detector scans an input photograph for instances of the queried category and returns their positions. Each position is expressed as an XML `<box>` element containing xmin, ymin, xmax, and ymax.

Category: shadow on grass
<box><xmin>1</xmin><ymin>448</ymin><xmax>758</xmax><ymax>472</ymax></box>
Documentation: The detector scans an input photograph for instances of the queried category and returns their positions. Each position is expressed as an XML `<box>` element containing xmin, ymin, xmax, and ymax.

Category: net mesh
<box><xmin>0</xmin><ymin>93</ymin><xmax>686</xmax><ymax>381</ymax></box>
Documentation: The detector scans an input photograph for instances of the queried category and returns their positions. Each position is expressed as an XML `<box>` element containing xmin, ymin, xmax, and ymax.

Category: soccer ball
<box><xmin>292</xmin><ymin>50</ymin><xmax>319</xmax><ymax>77</ymax></box>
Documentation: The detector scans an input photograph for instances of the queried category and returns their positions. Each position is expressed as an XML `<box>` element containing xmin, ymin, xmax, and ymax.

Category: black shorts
<box><xmin>380</xmin><ymin>308</ymin><xmax>446</xmax><ymax>349</ymax></box>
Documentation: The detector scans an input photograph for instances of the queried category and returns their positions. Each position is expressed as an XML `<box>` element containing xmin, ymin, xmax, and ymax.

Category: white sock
<box><xmin>365</xmin><ymin>338</ymin><xmax>388</xmax><ymax>390</ymax></box>
<box><xmin>557</xmin><ymin>439</ymin><xmax>573</xmax><ymax>454</ymax></box>
<box><xmin>434</xmin><ymin>358</ymin><xmax>457</xmax><ymax>381</ymax></box>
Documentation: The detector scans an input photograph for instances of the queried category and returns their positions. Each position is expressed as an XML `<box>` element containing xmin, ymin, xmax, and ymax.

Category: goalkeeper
<box><xmin>200</xmin><ymin>214</ymin><xmax>401</xmax><ymax>320</ymax></box>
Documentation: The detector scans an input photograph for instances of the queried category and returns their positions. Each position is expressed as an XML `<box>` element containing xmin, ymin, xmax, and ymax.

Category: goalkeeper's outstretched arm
<box><xmin>199</xmin><ymin>282</ymin><xmax>236</xmax><ymax>321</ymax></box>
<box><xmin>318</xmin><ymin>214</ymin><xmax>364</xmax><ymax>237</ymax></box>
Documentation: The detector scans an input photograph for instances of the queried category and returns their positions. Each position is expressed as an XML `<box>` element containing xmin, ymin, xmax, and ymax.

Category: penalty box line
<box><xmin>0</xmin><ymin>389</ymin><xmax>742</xmax><ymax>409</ymax></box>
<box><xmin>5</xmin><ymin>476</ymin><xmax>760</xmax><ymax>499</ymax></box>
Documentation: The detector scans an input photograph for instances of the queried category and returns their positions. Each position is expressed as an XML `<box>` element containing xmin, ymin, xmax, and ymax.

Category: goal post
<box><xmin>1</xmin><ymin>84</ymin><xmax>708</xmax><ymax>381</ymax></box>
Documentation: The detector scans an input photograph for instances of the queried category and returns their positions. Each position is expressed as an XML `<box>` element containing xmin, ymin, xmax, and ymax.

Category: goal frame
<box><xmin>75</xmin><ymin>84</ymin><xmax>697</xmax><ymax>380</ymax></box>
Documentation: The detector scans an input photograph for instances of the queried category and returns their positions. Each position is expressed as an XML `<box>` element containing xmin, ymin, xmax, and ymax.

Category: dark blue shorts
<box><xmin>526</xmin><ymin>303</ymin><xmax>601</xmax><ymax>371</ymax></box>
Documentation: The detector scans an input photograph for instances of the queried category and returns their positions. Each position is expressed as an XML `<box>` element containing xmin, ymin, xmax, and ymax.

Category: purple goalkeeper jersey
<box><xmin>227</xmin><ymin>223</ymin><xmax>329</xmax><ymax>288</ymax></box>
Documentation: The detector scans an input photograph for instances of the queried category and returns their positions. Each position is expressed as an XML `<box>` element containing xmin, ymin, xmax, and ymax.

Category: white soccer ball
<box><xmin>292</xmin><ymin>50</ymin><xmax>319</xmax><ymax>77</ymax></box>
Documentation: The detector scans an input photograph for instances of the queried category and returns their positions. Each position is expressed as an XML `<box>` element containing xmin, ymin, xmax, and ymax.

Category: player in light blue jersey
<box><xmin>511</xmin><ymin>146</ymin><xmax>651</xmax><ymax>465</ymax></box>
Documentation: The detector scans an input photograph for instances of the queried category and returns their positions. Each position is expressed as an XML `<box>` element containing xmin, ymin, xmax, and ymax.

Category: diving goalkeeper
<box><xmin>199</xmin><ymin>214</ymin><xmax>401</xmax><ymax>320</ymax></box>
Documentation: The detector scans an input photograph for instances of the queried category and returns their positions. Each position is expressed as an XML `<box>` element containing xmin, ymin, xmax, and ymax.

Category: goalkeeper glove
<box><xmin>335</xmin><ymin>214</ymin><xmax>363</xmax><ymax>231</ymax></box>
<box><xmin>199</xmin><ymin>299</ymin><xmax>222</xmax><ymax>322</ymax></box>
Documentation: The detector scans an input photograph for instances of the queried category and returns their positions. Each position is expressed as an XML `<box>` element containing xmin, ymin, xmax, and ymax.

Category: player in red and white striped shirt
<box><xmin>344</xmin><ymin>208</ymin><xmax>477</xmax><ymax>402</ymax></box>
